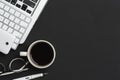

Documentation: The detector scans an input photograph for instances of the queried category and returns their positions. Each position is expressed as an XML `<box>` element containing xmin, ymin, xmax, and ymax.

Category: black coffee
<box><xmin>30</xmin><ymin>42</ymin><xmax>54</xmax><ymax>66</ymax></box>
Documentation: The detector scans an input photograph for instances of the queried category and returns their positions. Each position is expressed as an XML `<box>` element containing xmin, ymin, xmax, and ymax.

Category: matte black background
<box><xmin>0</xmin><ymin>0</ymin><xmax>120</xmax><ymax>80</ymax></box>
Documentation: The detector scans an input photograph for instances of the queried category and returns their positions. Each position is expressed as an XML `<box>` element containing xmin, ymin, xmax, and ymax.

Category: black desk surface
<box><xmin>0</xmin><ymin>0</ymin><xmax>120</xmax><ymax>80</ymax></box>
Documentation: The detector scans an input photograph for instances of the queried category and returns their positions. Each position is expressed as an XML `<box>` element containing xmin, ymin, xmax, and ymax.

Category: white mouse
<box><xmin>0</xmin><ymin>29</ymin><xmax>15</xmax><ymax>54</ymax></box>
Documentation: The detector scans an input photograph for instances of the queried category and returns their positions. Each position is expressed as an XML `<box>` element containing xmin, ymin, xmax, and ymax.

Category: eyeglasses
<box><xmin>0</xmin><ymin>58</ymin><xmax>29</xmax><ymax>76</ymax></box>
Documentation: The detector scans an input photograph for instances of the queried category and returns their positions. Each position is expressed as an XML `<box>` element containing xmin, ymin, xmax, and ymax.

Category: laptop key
<box><xmin>5</xmin><ymin>0</ymin><xmax>12</xmax><ymax>2</ymax></box>
<box><xmin>4</xmin><ymin>19</ymin><xmax>10</xmax><ymax>25</ymax></box>
<box><xmin>20</xmin><ymin>21</ymin><xmax>28</xmax><ymax>28</ymax></box>
<box><xmin>14</xmin><ymin>38</ymin><xmax>19</xmax><ymax>43</ymax></box>
<box><xmin>19</xmin><ymin>27</ymin><xmax>25</xmax><ymax>33</ymax></box>
<box><xmin>25</xmin><ymin>17</ymin><xmax>31</xmax><ymax>23</ymax></box>
<box><xmin>15</xmin><ymin>11</ymin><xmax>20</xmax><ymax>17</ymax></box>
<box><xmin>9</xmin><ymin>15</ymin><xmax>15</xmax><ymax>21</ymax></box>
<box><xmin>9</xmin><ymin>22</ymin><xmax>15</xmax><ymax>28</ymax></box>
<box><xmin>2</xmin><ymin>25</ymin><xmax>8</xmax><ymax>30</ymax></box>
<box><xmin>21</xmin><ymin>4</ymin><xmax>28</xmax><ymax>11</ymax></box>
<box><xmin>7</xmin><ymin>28</ymin><xmax>13</xmax><ymax>33</ymax></box>
<box><xmin>12</xmin><ymin>42</ymin><xmax>18</xmax><ymax>50</ymax></box>
<box><xmin>0</xmin><ymin>16</ymin><xmax>4</xmax><ymax>21</ymax></box>
<box><xmin>14</xmin><ymin>25</ymin><xmax>20</xmax><ymax>30</ymax></box>
<box><xmin>0</xmin><ymin>9</ymin><xmax>5</xmax><ymax>15</ymax></box>
<box><xmin>11</xmin><ymin>0</ymin><xmax>17</xmax><ymax>5</ymax></box>
<box><xmin>4</xmin><ymin>12</ymin><xmax>10</xmax><ymax>18</ymax></box>
<box><xmin>0</xmin><ymin>2</ymin><xmax>5</xmax><ymax>8</ymax></box>
<box><xmin>26</xmin><ymin>9</ymin><xmax>32</xmax><ymax>14</ymax></box>
<box><xmin>4</xmin><ymin>6</ymin><xmax>10</xmax><ymax>11</ymax></box>
<box><xmin>9</xmin><ymin>8</ymin><xmax>15</xmax><ymax>14</ymax></box>
<box><xmin>13</xmin><ymin>31</ymin><xmax>22</xmax><ymax>38</ymax></box>
<box><xmin>23</xmin><ymin>0</ymin><xmax>35</xmax><ymax>8</ymax></box>
<box><xmin>20</xmin><ymin>14</ymin><xmax>25</xmax><ymax>20</ymax></box>
<box><xmin>14</xmin><ymin>18</ymin><xmax>20</xmax><ymax>24</ymax></box>
<box><xmin>16</xmin><ymin>4</ymin><xmax>21</xmax><ymax>8</ymax></box>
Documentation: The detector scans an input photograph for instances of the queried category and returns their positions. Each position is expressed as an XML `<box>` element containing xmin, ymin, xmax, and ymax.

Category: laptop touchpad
<box><xmin>0</xmin><ymin>29</ymin><xmax>15</xmax><ymax>54</ymax></box>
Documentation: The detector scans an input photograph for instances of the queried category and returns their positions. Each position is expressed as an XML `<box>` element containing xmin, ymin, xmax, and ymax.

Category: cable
<box><xmin>9</xmin><ymin>58</ymin><xmax>27</xmax><ymax>71</ymax></box>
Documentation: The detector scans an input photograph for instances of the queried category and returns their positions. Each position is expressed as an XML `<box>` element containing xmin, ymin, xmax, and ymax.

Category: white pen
<box><xmin>13</xmin><ymin>73</ymin><xmax>48</xmax><ymax>80</ymax></box>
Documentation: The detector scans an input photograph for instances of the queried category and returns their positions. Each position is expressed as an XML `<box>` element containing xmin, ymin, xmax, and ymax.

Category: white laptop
<box><xmin>0</xmin><ymin>0</ymin><xmax>48</xmax><ymax>54</ymax></box>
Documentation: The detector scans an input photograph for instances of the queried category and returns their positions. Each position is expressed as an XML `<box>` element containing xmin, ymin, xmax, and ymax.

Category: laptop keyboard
<box><xmin>0</xmin><ymin>1</ymin><xmax>31</xmax><ymax>49</ymax></box>
<box><xmin>5</xmin><ymin>0</ymin><xmax>39</xmax><ymax>14</ymax></box>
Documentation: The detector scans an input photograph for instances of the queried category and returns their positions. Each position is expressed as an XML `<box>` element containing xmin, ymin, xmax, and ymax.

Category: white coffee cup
<box><xmin>20</xmin><ymin>40</ymin><xmax>56</xmax><ymax>69</ymax></box>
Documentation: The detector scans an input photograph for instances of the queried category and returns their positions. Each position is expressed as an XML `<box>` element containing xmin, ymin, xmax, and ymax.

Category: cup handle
<box><xmin>20</xmin><ymin>52</ymin><xmax>27</xmax><ymax>56</ymax></box>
